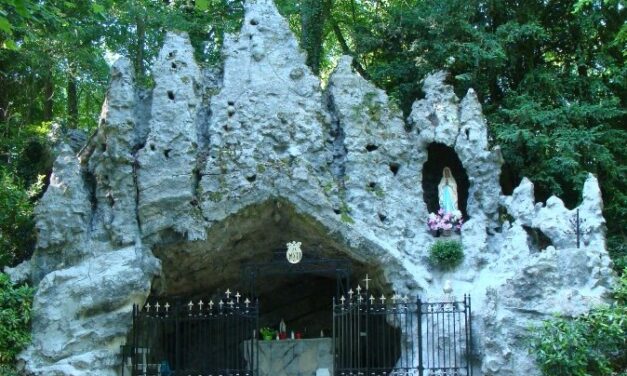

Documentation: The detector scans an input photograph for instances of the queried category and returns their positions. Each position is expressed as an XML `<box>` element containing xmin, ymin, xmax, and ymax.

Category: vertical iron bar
<box><xmin>175</xmin><ymin>303</ymin><xmax>180</xmax><ymax>373</ymax></box>
<box><xmin>453</xmin><ymin>301</ymin><xmax>458</xmax><ymax>371</ymax></box>
<box><xmin>576</xmin><ymin>208</ymin><xmax>580</xmax><ymax>249</ymax></box>
<box><xmin>417</xmin><ymin>298</ymin><xmax>423</xmax><ymax>376</ymax></box>
<box><xmin>360</xmin><ymin>301</ymin><xmax>364</xmax><ymax>373</ymax></box>
<box><xmin>430</xmin><ymin>303</ymin><xmax>434</xmax><ymax>370</ymax></box>
<box><xmin>332</xmin><ymin>298</ymin><xmax>336</xmax><ymax>376</ymax></box>
<box><xmin>467</xmin><ymin>295</ymin><xmax>473</xmax><ymax>376</ymax></box>
<box><xmin>256</xmin><ymin>299</ymin><xmax>260</xmax><ymax>376</ymax></box>
<box><xmin>442</xmin><ymin>302</ymin><xmax>446</xmax><ymax>371</ymax></box>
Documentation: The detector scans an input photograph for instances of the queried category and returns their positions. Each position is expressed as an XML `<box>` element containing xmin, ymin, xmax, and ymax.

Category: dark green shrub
<box><xmin>0</xmin><ymin>169</ymin><xmax>36</xmax><ymax>269</ymax></box>
<box><xmin>530</xmin><ymin>270</ymin><xmax>627</xmax><ymax>376</ymax></box>
<box><xmin>0</xmin><ymin>364</ymin><xmax>21</xmax><ymax>376</ymax></box>
<box><xmin>428</xmin><ymin>240</ymin><xmax>463</xmax><ymax>270</ymax></box>
<box><xmin>0</xmin><ymin>273</ymin><xmax>34</xmax><ymax>365</ymax></box>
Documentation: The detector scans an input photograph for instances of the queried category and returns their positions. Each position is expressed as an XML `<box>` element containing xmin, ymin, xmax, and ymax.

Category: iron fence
<box><xmin>333</xmin><ymin>285</ymin><xmax>472</xmax><ymax>376</ymax></box>
<box><xmin>418</xmin><ymin>295</ymin><xmax>472</xmax><ymax>376</ymax></box>
<box><xmin>122</xmin><ymin>290</ymin><xmax>258</xmax><ymax>376</ymax></box>
<box><xmin>333</xmin><ymin>287</ymin><xmax>417</xmax><ymax>376</ymax></box>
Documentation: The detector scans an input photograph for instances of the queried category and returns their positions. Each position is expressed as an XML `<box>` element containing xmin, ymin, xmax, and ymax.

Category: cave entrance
<box><xmin>422</xmin><ymin>142</ymin><xmax>470</xmax><ymax>218</ymax></box>
<box><xmin>242</xmin><ymin>252</ymin><xmax>352</xmax><ymax>338</ymax></box>
<box><xmin>122</xmin><ymin>199</ymin><xmax>401</xmax><ymax>376</ymax></box>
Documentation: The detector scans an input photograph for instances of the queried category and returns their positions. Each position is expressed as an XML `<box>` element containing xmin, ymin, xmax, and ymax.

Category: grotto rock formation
<box><xmin>7</xmin><ymin>0</ymin><xmax>614</xmax><ymax>375</ymax></box>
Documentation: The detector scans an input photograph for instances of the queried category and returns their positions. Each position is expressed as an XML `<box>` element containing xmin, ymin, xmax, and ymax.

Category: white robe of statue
<box><xmin>438</xmin><ymin>167</ymin><xmax>458</xmax><ymax>213</ymax></box>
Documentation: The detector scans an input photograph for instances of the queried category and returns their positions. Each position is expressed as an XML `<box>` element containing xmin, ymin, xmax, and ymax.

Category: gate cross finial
<box><xmin>145</xmin><ymin>302</ymin><xmax>151</xmax><ymax>312</ymax></box>
<box><xmin>379</xmin><ymin>294</ymin><xmax>386</xmax><ymax>304</ymax></box>
<box><xmin>363</xmin><ymin>275</ymin><xmax>371</xmax><ymax>290</ymax></box>
<box><xmin>188</xmin><ymin>301</ymin><xmax>193</xmax><ymax>311</ymax></box>
<box><xmin>209</xmin><ymin>300</ymin><xmax>214</xmax><ymax>310</ymax></box>
<box><xmin>155</xmin><ymin>302</ymin><xmax>160</xmax><ymax>312</ymax></box>
<box><xmin>198</xmin><ymin>300</ymin><xmax>204</xmax><ymax>310</ymax></box>
<box><xmin>244</xmin><ymin>298</ymin><xmax>250</xmax><ymax>308</ymax></box>
<box><xmin>164</xmin><ymin>302</ymin><xmax>170</xmax><ymax>312</ymax></box>
<box><xmin>225</xmin><ymin>289</ymin><xmax>232</xmax><ymax>299</ymax></box>
<box><xmin>235</xmin><ymin>292</ymin><xmax>241</xmax><ymax>303</ymax></box>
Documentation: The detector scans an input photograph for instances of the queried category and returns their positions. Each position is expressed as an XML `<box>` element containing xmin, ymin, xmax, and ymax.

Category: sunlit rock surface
<box><xmin>12</xmin><ymin>0</ymin><xmax>613</xmax><ymax>375</ymax></box>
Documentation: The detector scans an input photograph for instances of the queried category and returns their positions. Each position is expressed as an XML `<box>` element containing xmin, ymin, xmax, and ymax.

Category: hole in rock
<box><xmin>499</xmin><ymin>163</ymin><xmax>520</xmax><ymax>196</ymax></box>
<box><xmin>164</xmin><ymin>149</ymin><xmax>171</xmax><ymax>159</ymax></box>
<box><xmin>465</xmin><ymin>128</ymin><xmax>470</xmax><ymax>140</ymax></box>
<box><xmin>378</xmin><ymin>213</ymin><xmax>387</xmax><ymax>222</ymax></box>
<box><xmin>249</xmin><ymin>18</ymin><xmax>259</xmax><ymax>26</ymax></box>
<box><xmin>389</xmin><ymin>162</ymin><xmax>400</xmax><ymax>176</ymax></box>
<box><xmin>101</xmin><ymin>143</ymin><xmax>107</xmax><ymax>152</ymax></box>
<box><xmin>171</xmin><ymin>62</ymin><xmax>177</xmax><ymax>69</ymax></box>
<box><xmin>522</xmin><ymin>225</ymin><xmax>553</xmax><ymax>251</ymax></box>
<box><xmin>365</xmin><ymin>144</ymin><xmax>379</xmax><ymax>152</ymax></box>
<box><xmin>427</xmin><ymin>113</ymin><xmax>439</xmax><ymax>127</ymax></box>
<box><xmin>141</xmin><ymin>200</ymin><xmax>400</xmax><ymax>374</ymax></box>
<box><xmin>149</xmin><ymin>143</ymin><xmax>156</xmax><ymax>151</ymax></box>
<box><xmin>106</xmin><ymin>192</ymin><xmax>115</xmax><ymax>207</ymax></box>
<box><xmin>245</xmin><ymin>174</ymin><xmax>257</xmax><ymax>183</ymax></box>
<box><xmin>167</xmin><ymin>91</ymin><xmax>175</xmax><ymax>100</ymax></box>
<box><xmin>422</xmin><ymin>143</ymin><xmax>469</xmax><ymax>218</ymax></box>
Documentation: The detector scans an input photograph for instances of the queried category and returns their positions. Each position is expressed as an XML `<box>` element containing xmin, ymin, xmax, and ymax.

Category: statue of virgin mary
<box><xmin>438</xmin><ymin>167</ymin><xmax>459</xmax><ymax>214</ymax></box>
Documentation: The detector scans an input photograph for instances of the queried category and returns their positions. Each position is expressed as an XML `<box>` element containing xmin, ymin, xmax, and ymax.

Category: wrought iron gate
<box><xmin>123</xmin><ymin>290</ymin><xmax>258</xmax><ymax>376</ymax></box>
<box><xmin>333</xmin><ymin>285</ymin><xmax>472</xmax><ymax>376</ymax></box>
<box><xmin>418</xmin><ymin>295</ymin><xmax>473</xmax><ymax>376</ymax></box>
<box><xmin>333</xmin><ymin>289</ymin><xmax>417</xmax><ymax>375</ymax></box>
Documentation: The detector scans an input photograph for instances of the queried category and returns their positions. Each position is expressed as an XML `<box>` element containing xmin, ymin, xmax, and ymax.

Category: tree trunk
<box><xmin>67</xmin><ymin>75</ymin><xmax>78</xmax><ymax>128</ymax></box>
<box><xmin>330</xmin><ymin>16</ymin><xmax>369</xmax><ymax>80</ymax></box>
<box><xmin>301</xmin><ymin>0</ymin><xmax>327</xmax><ymax>75</ymax></box>
<box><xmin>43</xmin><ymin>65</ymin><xmax>54</xmax><ymax>121</ymax></box>
<box><xmin>135</xmin><ymin>13</ymin><xmax>146</xmax><ymax>81</ymax></box>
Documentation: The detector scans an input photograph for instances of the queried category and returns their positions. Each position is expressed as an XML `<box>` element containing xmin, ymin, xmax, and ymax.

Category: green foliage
<box><xmin>0</xmin><ymin>273</ymin><xmax>34</xmax><ymax>365</ymax></box>
<box><xmin>259</xmin><ymin>327</ymin><xmax>276</xmax><ymax>339</ymax></box>
<box><xmin>530</xmin><ymin>270</ymin><xmax>627</xmax><ymax>375</ymax></box>
<box><xmin>0</xmin><ymin>169</ymin><xmax>35</xmax><ymax>269</ymax></box>
<box><xmin>0</xmin><ymin>364</ymin><xmax>21</xmax><ymax>376</ymax></box>
<box><xmin>428</xmin><ymin>240</ymin><xmax>463</xmax><ymax>270</ymax></box>
<box><xmin>614</xmin><ymin>268</ymin><xmax>627</xmax><ymax>305</ymax></box>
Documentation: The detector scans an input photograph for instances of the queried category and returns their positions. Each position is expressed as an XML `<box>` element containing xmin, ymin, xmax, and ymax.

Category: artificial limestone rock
<box><xmin>85</xmin><ymin>57</ymin><xmax>140</xmax><ymax>246</ymax></box>
<box><xmin>29</xmin><ymin>142</ymin><xmax>92</xmax><ymax>282</ymax></box>
<box><xmin>136</xmin><ymin>32</ymin><xmax>206</xmax><ymax>241</ymax></box>
<box><xmin>21</xmin><ymin>246</ymin><xmax>160</xmax><ymax>376</ymax></box>
<box><xmin>17</xmin><ymin>0</ymin><xmax>613</xmax><ymax>375</ymax></box>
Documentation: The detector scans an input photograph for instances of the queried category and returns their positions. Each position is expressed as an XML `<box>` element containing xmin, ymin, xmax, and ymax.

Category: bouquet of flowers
<box><xmin>427</xmin><ymin>209</ymin><xmax>463</xmax><ymax>233</ymax></box>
